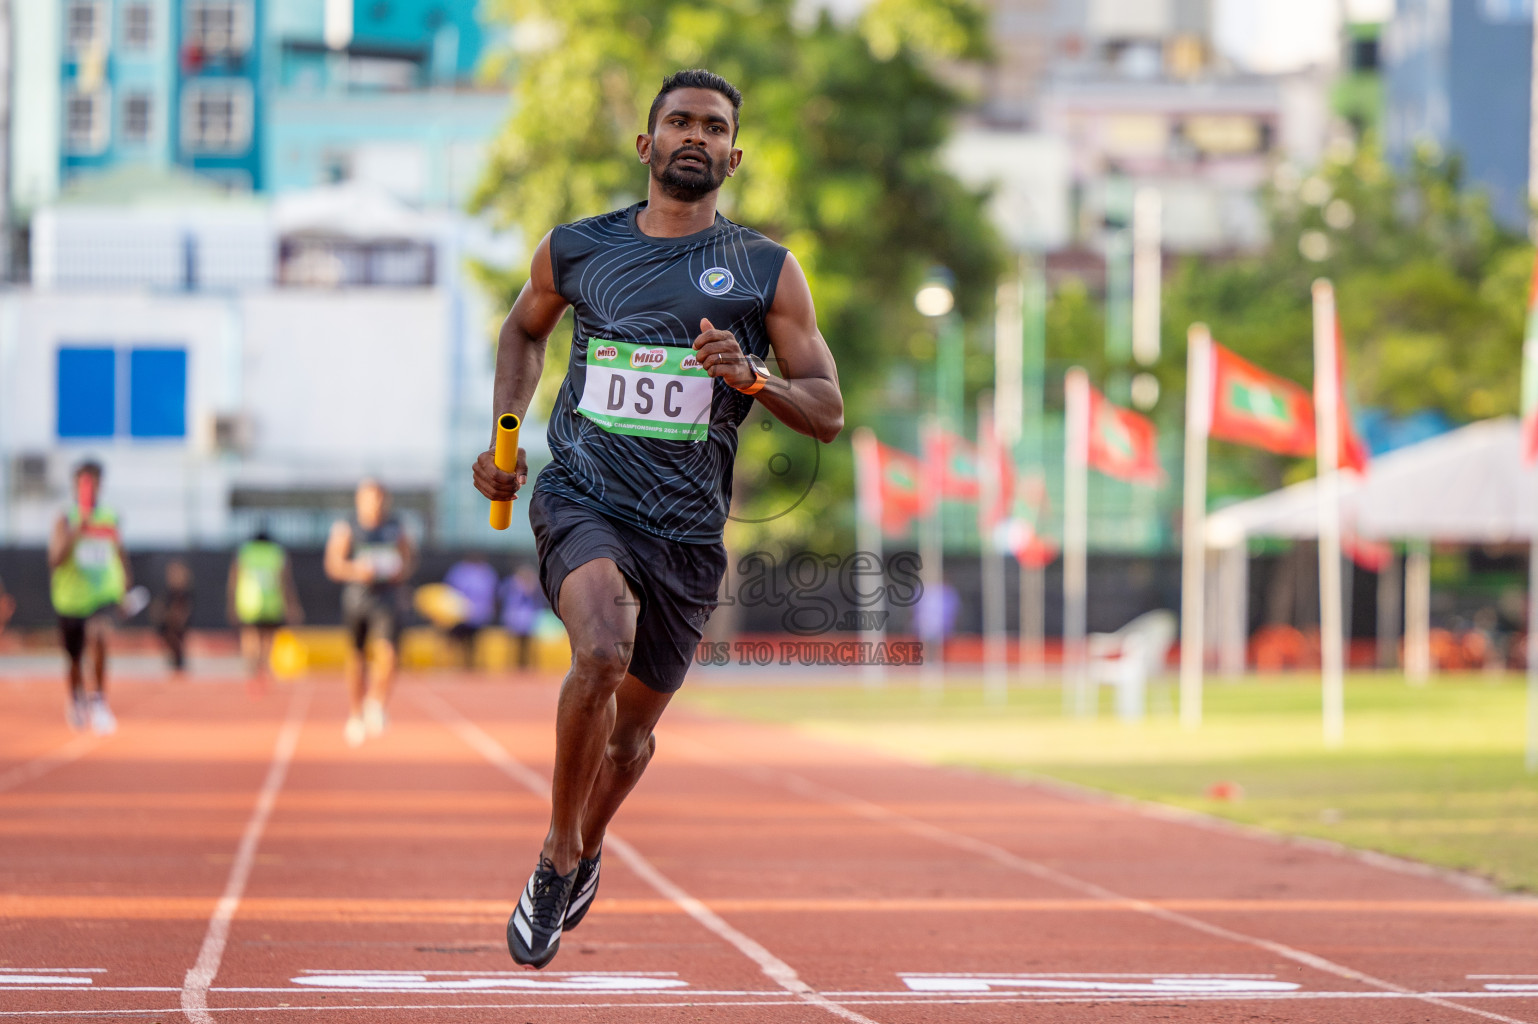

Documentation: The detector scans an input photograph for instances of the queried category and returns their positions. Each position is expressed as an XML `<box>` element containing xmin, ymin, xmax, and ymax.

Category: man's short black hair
<box><xmin>647</xmin><ymin>69</ymin><xmax>742</xmax><ymax>141</ymax></box>
<box><xmin>74</xmin><ymin>459</ymin><xmax>103</xmax><ymax>480</ymax></box>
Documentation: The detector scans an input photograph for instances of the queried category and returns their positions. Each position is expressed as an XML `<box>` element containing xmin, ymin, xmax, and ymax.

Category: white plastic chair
<box><xmin>1087</xmin><ymin>610</ymin><xmax>1177</xmax><ymax>721</ymax></box>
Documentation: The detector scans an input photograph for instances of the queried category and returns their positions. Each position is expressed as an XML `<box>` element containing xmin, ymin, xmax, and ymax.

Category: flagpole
<box><xmin>1180</xmin><ymin>324</ymin><xmax>1213</xmax><ymax>731</ymax></box>
<box><xmin>1063</xmin><ymin>368</ymin><xmax>1090</xmax><ymax>716</ymax></box>
<box><xmin>920</xmin><ymin>415</ymin><xmax>945</xmax><ymax>698</ymax></box>
<box><xmin>995</xmin><ymin>273</ymin><xmax>1025</xmax><ymax>685</ymax></box>
<box><xmin>1313</xmin><ymin>279</ymin><xmax>1346</xmax><ymax>749</ymax></box>
<box><xmin>979</xmin><ymin>394</ymin><xmax>1007</xmax><ymax>705</ymax></box>
<box><xmin>1022</xmin><ymin>255</ymin><xmax>1048</xmax><ymax>676</ymax></box>
<box><xmin>851</xmin><ymin>427</ymin><xmax>887</xmax><ymax>689</ymax></box>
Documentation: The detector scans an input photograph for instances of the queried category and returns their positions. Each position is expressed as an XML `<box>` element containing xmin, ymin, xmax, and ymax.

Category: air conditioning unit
<box><xmin>205</xmin><ymin>413</ymin><xmax>254</xmax><ymax>455</ymax></box>
<box><xmin>12</xmin><ymin>453</ymin><xmax>50</xmax><ymax>499</ymax></box>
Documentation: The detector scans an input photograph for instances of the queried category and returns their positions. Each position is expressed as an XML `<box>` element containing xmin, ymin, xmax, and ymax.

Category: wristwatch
<box><xmin>735</xmin><ymin>353</ymin><xmax>772</xmax><ymax>395</ymax></box>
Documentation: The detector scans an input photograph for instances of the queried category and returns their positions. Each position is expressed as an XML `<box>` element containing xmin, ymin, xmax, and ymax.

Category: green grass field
<box><xmin>680</xmin><ymin>672</ymin><xmax>1538</xmax><ymax>892</ymax></box>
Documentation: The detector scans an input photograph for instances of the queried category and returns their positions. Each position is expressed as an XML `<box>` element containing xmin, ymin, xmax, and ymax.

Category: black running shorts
<box><xmin>341</xmin><ymin>586</ymin><xmax>402</xmax><ymax>652</ymax></box>
<box><xmin>528</xmin><ymin>489</ymin><xmax>727</xmax><ymax>694</ymax></box>
<box><xmin>58</xmin><ymin>606</ymin><xmax>114</xmax><ymax>662</ymax></box>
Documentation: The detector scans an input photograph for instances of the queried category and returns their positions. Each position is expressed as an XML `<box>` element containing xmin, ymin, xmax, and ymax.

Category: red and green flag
<box><xmin>927</xmin><ymin>428</ymin><xmax>982</xmax><ymax>503</ymax></box>
<box><xmin>1086</xmin><ymin>385</ymin><xmax>1163</xmax><ymax>485</ymax></box>
<box><xmin>1208</xmin><ymin>343</ymin><xmax>1316</xmax><ymax>457</ymax></box>
<box><xmin>1003</xmin><ymin>473</ymin><xmax>1057</xmax><ymax>567</ymax></box>
<box><xmin>854</xmin><ymin>433</ymin><xmax>925</xmax><ymax>536</ymax></box>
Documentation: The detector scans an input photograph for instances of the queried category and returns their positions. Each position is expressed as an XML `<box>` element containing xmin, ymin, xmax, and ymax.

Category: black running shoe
<box><xmin>564</xmin><ymin>848</ymin><xmax>602</xmax><ymax>931</ymax></box>
<box><xmin>507</xmin><ymin>857</ymin><xmax>576</xmax><ymax>969</ymax></box>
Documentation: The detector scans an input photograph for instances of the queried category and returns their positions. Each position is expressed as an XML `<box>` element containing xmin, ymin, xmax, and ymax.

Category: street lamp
<box><xmin>915</xmin><ymin>268</ymin><xmax>962</xmax><ymax>431</ymax></box>
<box><xmin>914</xmin><ymin>269</ymin><xmax>962</xmax><ymax>696</ymax></box>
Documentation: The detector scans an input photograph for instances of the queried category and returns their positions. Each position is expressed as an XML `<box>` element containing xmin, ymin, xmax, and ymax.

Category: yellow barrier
<box><xmin>270</xmin><ymin>625</ymin><xmax>570</xmax><ymax>677</ymax></box>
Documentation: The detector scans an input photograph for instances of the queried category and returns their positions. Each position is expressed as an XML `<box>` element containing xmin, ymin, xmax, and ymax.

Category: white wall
<box><xmin>0</xmin><ymin>287</ymin><xmax>453</xmax><ymax>546</ymax></box>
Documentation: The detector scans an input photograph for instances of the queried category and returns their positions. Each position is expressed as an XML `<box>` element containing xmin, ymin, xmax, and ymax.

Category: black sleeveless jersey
<box><xmin>533</xmin><ymin>203</ymin><xmax>790</xmax><ymax>543</ymax></box>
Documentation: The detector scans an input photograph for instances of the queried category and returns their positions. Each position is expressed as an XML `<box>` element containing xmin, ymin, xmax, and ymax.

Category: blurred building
<box><xmin>960</xmin><ymin>0</ymin><xmax>1330</xmax><ymax>257</ymax></box>
<box><xmin>1382</xmin><ymin>0</ymin><xmax>1534</xmax><ymax>230</ymax></box>
<box><xmin>11</xmin><ymin>0</ymin><xmax>507</xmax><ymax>215</ymax></box>
<box><xmin>0</xmin><ymin>1</ymin><xmax>523</xmax><ymax>552</ymax></box>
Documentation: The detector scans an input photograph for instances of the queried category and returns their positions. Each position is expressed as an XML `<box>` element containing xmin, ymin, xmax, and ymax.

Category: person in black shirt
<box><xmin>472</xmin><ymin>69</ymin><xmax>843</xmax><ymax>969</ymax></box>
<box><xmin>324</xmin><ymin>480</ymin><xmax>415</xmax><ymax>747</ymax></box>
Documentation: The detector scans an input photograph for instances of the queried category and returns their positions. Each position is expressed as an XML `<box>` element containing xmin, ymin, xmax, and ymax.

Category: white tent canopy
<box><xmin>1205</xmin><ymin>418</ymin><xmax>1533</xmax><ymax>548</ymax></box>
<box><xmin>1197</xmin><ymin>417</ymin><xmax>1537</xmax><ymax>684</ymax></box>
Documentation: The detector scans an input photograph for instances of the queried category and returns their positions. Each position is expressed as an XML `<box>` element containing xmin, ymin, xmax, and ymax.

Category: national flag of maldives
<box><xmin>860</xmin><ymin>437</ymin><xmax>925</xmax><ymax>536</ymax></box>
<box><xmin>1523</xmin><ymin>257</ymin><xmax>1538</xmax><ymax>465</ymax></box>
<box><xmin>1086</xmin><ymin>385</ymin><xmax>1163</xmax><ymax>485</ymax></box>
<box><xmin>1209</xmin><ymin>343</ymin><xmax>1316</xmax><ymax>456</ymax></box>
<box><xmin>1003</xmin><ymin>473</ymin><xmax>1057</xmax><ymax>567</ymax></box>
<box><xmin>925</xmin><ymin>428</ymin><xmax>983</xmax><ymax>505</ymax></box>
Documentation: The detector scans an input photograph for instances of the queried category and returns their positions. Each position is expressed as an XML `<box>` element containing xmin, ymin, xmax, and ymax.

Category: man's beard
<box><xmin>653</xmin><ymin>146</ymin><xmax>727</xmax><ymax>202</ymax></box>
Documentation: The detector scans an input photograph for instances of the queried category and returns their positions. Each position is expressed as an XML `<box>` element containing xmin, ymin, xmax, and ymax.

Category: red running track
<box><xmin>3</xmin><ymin>673</ymin><xmax>1538</xmax><ymax>1023</ymax></box>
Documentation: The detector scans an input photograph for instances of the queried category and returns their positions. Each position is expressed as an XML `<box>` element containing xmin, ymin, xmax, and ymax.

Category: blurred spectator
<box><xmin>154</xmin><ymin>561</ymin><xmax>195</xmax><ymax>676</ymax></box>
<box><xmin>444</xmin><ymin>554</ymin><xmax>499</xmax><ymax>668</ymax></box>
<box><xmin>227</xmin><ymin>526</ymin><xmax>304</xmax><ymax>696</ymax></box>
<box><xmin>501</xmin><ymin>564</ymin><xmax>544</xmax><ymax>671</ymax></box>
<box><xmin>912</xmin><ymin>582</ymin><xmax>960</xmax><ymax>643</ymax></box>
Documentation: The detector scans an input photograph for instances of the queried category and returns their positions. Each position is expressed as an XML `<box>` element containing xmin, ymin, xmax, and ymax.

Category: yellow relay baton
<box><xmin>489</xmin><ymin>413</ymin><xmax>521</xmax><ymax>531</ymax></box>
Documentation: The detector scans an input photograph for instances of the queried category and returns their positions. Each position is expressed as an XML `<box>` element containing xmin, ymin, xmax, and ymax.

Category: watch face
<box><xmin>748</xmin><ymin>354</ymin><xmax>769</xmax><ymax>375</ymax></box>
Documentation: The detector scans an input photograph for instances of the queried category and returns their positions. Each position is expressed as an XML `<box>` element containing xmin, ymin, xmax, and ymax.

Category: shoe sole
<box><xmin>506</xmin><ymin>911</ymin><xmax>560</xmax><ymax>969</ymax></box>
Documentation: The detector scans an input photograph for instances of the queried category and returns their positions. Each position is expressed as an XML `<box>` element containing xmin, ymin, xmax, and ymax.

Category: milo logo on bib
<box><xmin>578</xmin><ymin>338</ymin><xmax>712</xmax><ymax>442</ymax></box>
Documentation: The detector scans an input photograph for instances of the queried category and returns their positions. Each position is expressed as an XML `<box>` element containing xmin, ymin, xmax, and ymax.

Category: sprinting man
<box><xmin>227</xmin><ymin>525</ymin><xmax>304</xmax><ymax>695</ymax></box>
<box><xmin>471</xmin><ymin>68</ymin><xmax>843</xmax><ymax>969</ymax></box>
<box><xmin>324</xmin><ymin>480</ymin><xmax>415</xmax><ymax>746</ymax></box>
<box><xmin>49</xmin><ymin>459</ymin><xmax>132</xmax><ymax>733</ymax></box>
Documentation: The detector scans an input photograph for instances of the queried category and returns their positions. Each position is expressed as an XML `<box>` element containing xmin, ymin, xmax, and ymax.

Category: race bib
<box><xmin>577</xmin><ymin>339</ymin><xmax>712</xmax><ymax>442</ymax></box>
<box><xmin>74</xmin><ymin>537</ymin><xmax>113</xmax><ymax>571</ymax></box>
<box><xmin>361</xmin><ymin>546</ymin><xmax>403</xmax><ymax>580</ymax></box>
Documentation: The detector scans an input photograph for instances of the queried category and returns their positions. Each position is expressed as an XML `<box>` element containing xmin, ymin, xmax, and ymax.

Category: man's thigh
<box><xmin>557</xmin><ymin>558</ymin><xmax>640</xmax><ymax>652</ymax></box>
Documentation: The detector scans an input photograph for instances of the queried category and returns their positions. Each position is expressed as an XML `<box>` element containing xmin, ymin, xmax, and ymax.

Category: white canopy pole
<box><xmin>1376</xmin><ymin>550</ymin><xmax>1402</xmax><ymax>670</ymax></box>
<box><xmin>1219</xmin><ymin>544</ymin><xmax>1248</xmax><ymax>677</ymax></box>
<box><xmin>1313</xmin><ymin>279</ymin><xmax>1345</xmax><ymax>749</ymax></box>
<box><xmin>1528</xmin><ymin>535</ymin><xmax>1538</xmax><ymax>772</ymax></box>
<box><xmin>1180</xmin><ymin>325</ymin><xmax>1213</xmax><ymax>730</ymax></box>
<box><xmin>1063</xmin><ymin>368</ymin><xmax>1090</xmax><ymax>716</ymax></box>
<box><xmin>1404</xmin><ymin>542</ymin><xmax>1431</xmax><ymax>684</ymax></box>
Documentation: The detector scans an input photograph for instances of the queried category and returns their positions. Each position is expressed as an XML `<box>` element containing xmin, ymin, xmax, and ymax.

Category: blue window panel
<box><xmin>56</xmin><ymin>347</ymin><xmax>117</xmax><ymax>438</ymax></box>
<box><xmin>128</xmin><ymin>347</ymin><xmax>187</xmax><ymax>439</ymax></box>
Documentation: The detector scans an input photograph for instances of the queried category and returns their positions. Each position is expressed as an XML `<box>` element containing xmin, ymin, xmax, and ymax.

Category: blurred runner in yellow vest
<box><xmin>49</xmin><ymin>460</ymin><xmax>131</xmax><ymax>733</ymax></box>
<box><xmin>226</xmin><ymin>524</ymin><xmax>304</xmax><ymax>697</ymax></box>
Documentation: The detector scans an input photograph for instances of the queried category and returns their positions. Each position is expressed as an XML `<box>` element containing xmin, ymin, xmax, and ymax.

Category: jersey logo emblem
<box><xmin>698</xmin><ymin>267</ymin><xmax>734</xmax><ymax>296</ymax></box>
<box><xmin>592</xmin><ymin>344</ymin><xmax>618</xmax><ymax>362</ymax></box>
<box><xmin>630</xmin><ymin>347</ymin><xmax>667</xmax><ymax>368</ymax></box>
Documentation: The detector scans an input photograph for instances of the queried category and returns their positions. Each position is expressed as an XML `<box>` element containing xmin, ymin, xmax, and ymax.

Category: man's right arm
<box><xmin>472</xmin><ymin>232</ymin><xmax>571</xmax><ymax>502</ymax></box>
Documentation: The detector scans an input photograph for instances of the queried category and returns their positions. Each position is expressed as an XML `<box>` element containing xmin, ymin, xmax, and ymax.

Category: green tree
<box><xmin>469</xmin><ymin>0</ymin><xmax>1004</xmax><ymax>549</ymax></box>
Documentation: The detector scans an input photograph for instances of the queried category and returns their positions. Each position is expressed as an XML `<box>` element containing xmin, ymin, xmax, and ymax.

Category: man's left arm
<box><xmin>692</xmin><ymin>254</ymin><xmax>843</xmax><ymax>443</ymax></box>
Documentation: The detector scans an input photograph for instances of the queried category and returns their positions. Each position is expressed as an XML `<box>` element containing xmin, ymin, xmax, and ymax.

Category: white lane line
<box><xmin>14</xmin><ymin>989</ymin><xmax>1538</xmax><ymax>1017</ymax></box>
<box><xmin>180</xmin><ymin>683</ymin><xmax>311</xmax><ymax>1024</ymax></box>
<box><xmin>0</xmin><ymin>734</ymin><xmax>100</xmax><ymax>794</ymax></box>
<box><xmin>415</xmin><ymin>687</ymin><xmax>882</xmax><ymax>1024</ymax></box>
<box><xmin>687</xmin><ymin>747</ymin><xmax>1534</xmax><ymax>1024</ymax></box>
